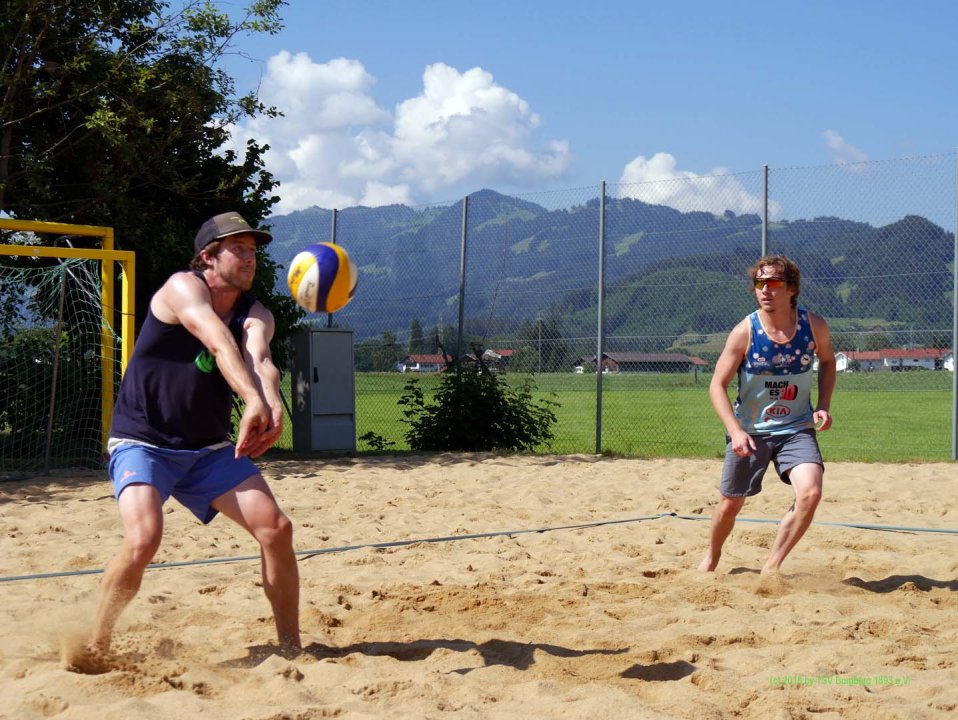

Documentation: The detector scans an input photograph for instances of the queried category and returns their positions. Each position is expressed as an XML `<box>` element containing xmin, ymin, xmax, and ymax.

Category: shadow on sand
<box><xmin>841</xmin><ymin>574</ymin><xmax>958</xmax><ymax>593</ymax></box>
<box><xmin>620</xmin><ymin>660</ymin><xmax>697</xmax><ymax>681</ymax></box>
<box><xmin>223</xmin><ymin>637</ymin><xmax>629</xmax><ymax>676</ymax></box>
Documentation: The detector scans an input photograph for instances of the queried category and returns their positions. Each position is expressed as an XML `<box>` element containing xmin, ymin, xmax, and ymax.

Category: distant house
<box><xmin>397</xmin><ymin>353</ymin><xmax>447</xmax><ymax>373</ymax></box>
<box><xmin>881</xmin><ymin>347</ymin><xmax>952</xmax><ymax>371</ymax></box>
<box><xmin>834</xmin><ymin>350</ymin><xmax>883</xmax><ymax>373</ymax></box>
<box><xmin>831</xmin><ymin>348</ymin><xmax>953</xmax><ymax>373</ymax></box>
<box><xmin>575</xmin><ymin>352</ymin><xmax>707</xmax><ymax>374</ymax></box>
<box><xmin>400</xmin><ymin>349</ymin><xmax>515</xmax><ymax>373</ymax></box>
<box><xmin>481</xmin><ymin>348</ymin><xmax>515</xmax><ymax>369</ymax></box>
<box><xmin>460</xmin><ymin>348</ymin><xmax>515</xmax><ymax>372</ymax></box>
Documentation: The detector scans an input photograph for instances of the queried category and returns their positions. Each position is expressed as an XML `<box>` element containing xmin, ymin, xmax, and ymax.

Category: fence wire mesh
<box><xmin>767</xmin><ymin>155</ymin><xmax>956</xmax><ymax>459</ymax></box>
<box><xmin>271</xmin><ymin>154</ymin><xmax>955</xmax><ymax>462</ymax></box>
<box><xmin>0</xmin><ymin>256</ymin><xmax>120</xmax><ymax>476</ymax></box>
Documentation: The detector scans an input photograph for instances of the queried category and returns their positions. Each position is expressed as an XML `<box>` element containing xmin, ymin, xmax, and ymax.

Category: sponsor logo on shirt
<box><xmin>764</xmin><ymin>405</ymin><xmax>791</xmax><ymax>421</ymax></box>
<box><xmin>765</xmin><ymin>380</ymin><xmax>798</xmax><ymax>401</ymax></box>
<box><xmin>195</xmin><ymin>350</ymin><xmax>216</xmax><ymax>373</ymax></box>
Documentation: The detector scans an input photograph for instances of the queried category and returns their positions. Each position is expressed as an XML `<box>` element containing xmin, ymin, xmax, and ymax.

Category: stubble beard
<box><xmin>219</xmin><ymin>264</ymin><xmax>255</xmax><ymax>293</ymax></box>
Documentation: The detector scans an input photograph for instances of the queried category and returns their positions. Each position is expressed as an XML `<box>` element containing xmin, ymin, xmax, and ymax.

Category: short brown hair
<box><xmin>189</xmin><ymin>240</ymin><xmax>222</xmax><ymax>270</ymax></box>
<box><xmin>748</xmin><ymin>254</ymin><xmax>800</xmax><ymax>308</ymax></box>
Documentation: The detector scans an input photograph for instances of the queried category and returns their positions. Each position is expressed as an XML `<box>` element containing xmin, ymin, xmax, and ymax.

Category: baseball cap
<box><xmin>193</xmin><ymin>212</ymin><xmax>273</xmax><ymax>255</ymax></box>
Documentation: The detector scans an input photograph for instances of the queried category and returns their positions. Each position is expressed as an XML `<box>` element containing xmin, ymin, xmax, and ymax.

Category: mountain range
<box><xmin>265</xmin><ymin>190</ymin><xmax>955</xmax><ymax>354</ymax></box>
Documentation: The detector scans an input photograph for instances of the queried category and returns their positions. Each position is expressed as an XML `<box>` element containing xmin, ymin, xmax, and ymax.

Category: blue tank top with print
<box><xmin>734</xmin><ymin>306</ymin><xmax>818</xmax><ymax>435</ymax></box>
<box><xmin>110</xmin><ymin>273</ymin><xmax>255</xmax><ymax>449</ymax></box>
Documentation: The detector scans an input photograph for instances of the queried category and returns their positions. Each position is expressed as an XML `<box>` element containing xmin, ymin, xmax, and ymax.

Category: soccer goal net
<box><xmin>0</xmin><ymin>221</ymin><xmax>134</xmax><ymax>478</ymax></box>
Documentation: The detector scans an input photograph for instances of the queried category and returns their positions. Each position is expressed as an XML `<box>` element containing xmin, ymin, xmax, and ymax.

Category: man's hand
<box><xmin>244</xmin><ymin>405</ymin><xmax>284</xmax><ymax>458</ymax></box>
<box><xmin>813</xmin><ymin>409</ymin><xmax>832</xmax><ymax>431</ymax></box>
<box><xmin>730</xmin><ymin>428</ymin><xmax>757</xmax><ymax>457</ymax></box>
<box><xmin>235</xmin><ymin>398</ymin><xmax>272</xmax><ymax>458</ymax></box>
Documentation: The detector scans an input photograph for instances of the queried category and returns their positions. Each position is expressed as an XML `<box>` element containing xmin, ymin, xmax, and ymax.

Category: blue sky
<box><xmin>222</xmin><ymin>0</ymin><xmax>958</xmax><ymax>216</ymax></box>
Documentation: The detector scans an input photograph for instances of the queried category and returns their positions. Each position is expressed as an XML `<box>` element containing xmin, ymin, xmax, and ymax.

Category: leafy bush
<box><xmin>358</xmin><ymin>431</ymin><xmax>396</xmax><ymax>452</ymax></box>
<box><xmin>399</xmin><ymin>352</ymin><xmax>558</xmax><ymax>452</ymax></box>
<box><xmin>0</xmin><ymin>326</ymin><xmax>101</xmax><ymax>463</ymax></box>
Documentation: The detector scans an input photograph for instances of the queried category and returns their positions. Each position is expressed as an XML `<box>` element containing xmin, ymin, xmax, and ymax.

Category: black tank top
<box><xmin>110</xmin><ymin>272</ymin><xmax>256</xmax><ymax>449</ymax></box>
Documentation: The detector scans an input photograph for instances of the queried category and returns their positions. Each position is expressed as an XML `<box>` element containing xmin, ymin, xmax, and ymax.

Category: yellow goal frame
<box><xmin>0</xmin><ymin>219</ymin><xmax>135</xmax><ymax>451</ymax></box>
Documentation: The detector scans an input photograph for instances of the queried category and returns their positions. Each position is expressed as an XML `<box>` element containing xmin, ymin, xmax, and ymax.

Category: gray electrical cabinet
<box><xmin>291</xmin><ymin>328</ymin><xmax>356</xmax><ymax>452</ymax></box>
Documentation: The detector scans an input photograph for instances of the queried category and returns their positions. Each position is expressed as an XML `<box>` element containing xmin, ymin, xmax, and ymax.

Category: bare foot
<box><xmin>755</xmin><ymin>571</ymin><xmax>789</xmax><ymax>597</ymax></box>
<box><xmin>62</xmin><ymin>640</ymin><xmax>112</xmax><ymax>675</ymax></box>
<box><xmin>277</xmin><ymin>641</ymin><xmax>304</xmax><ymax>660</ymax></box>
<box><xmin>698</xmin><ymin>554</ymin><xmax>719</xmax><ymax>572</ymax></box>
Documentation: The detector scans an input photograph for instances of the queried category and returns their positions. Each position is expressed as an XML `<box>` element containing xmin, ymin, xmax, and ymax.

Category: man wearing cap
<box><xmin>73</xmin><ymin>212</ymin><xmax>299</xmax><ymax>671</ymax></box>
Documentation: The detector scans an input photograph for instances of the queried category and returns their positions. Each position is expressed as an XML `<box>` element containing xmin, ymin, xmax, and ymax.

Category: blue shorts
<box><xmin>108</xmin><ymin>443</ymin><xmax>259</xmax><ymax>524</ymax></box>
<box><xmin>720</xmin><ymin>429</ymin><xmax>823</xmax><ymax>498</ymax></box>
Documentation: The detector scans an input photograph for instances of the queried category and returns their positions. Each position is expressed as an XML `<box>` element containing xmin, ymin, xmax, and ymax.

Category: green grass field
<box><xmin>277</xmin><ymin>370</ymin><xmax>955</xmax><ymax>463</ymax></box>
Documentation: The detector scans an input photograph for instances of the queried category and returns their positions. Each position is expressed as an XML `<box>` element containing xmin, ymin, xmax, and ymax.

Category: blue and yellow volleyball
<box><xmin>287</xmin><ymin>242</ymin><xmax>358</xmax><ymax>313</ymax></box>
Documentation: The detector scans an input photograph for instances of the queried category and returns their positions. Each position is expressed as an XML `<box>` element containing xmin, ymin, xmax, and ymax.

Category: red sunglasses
<box><xmin>753</xmin><ymin>276</ymin><xmax>787</xmax><ymax>290</ymax></box>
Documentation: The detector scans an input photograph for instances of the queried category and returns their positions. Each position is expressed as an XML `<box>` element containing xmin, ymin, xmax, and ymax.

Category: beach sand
<box><xmin>1</xmin><ymin>455</ymin><xmax>956</xmax><ymax>719</ymax></box>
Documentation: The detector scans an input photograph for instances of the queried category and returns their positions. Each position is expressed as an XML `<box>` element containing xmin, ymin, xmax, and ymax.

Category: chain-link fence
<box><xmin>273</xmin><ymin>153</ymin><xmax>957</xmax><ymax>462</ymax></box>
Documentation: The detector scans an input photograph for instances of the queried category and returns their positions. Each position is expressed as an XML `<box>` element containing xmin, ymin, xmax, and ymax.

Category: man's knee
<box><xmin>719</xmin><ymin>495</ymin><xmax>746</xmax><ymax>513</ymax></box>
<box><xmin>123</xmin><ymin>529</ymin><xmax>162</xmax><ymax>568</ymax></box>
<box><xmin>797</xmin><ymin>484</ymin><xmax>822</xmax><ymax>509</ymax></box>
<box><xmin>255</xmin><ymin>512</ymin><xmax>294</xmax><ymax>552</ymax></box>
<box><xmin>789</xmin><ymin>464</ymin><xmax>823</xmax><ymax>509</ymax></box>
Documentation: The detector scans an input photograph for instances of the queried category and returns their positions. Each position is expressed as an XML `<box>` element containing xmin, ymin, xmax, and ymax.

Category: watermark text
<box><xmin>769</xmin><ymin>674</ymin><xmax>909</xmax><ymax>687</ymax></box>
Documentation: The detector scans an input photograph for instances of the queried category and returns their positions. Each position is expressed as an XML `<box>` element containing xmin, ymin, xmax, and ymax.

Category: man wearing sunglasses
<box><xmin>699</xmin><ymin>254</ymin><xmax>836</xmax><ymax>574</ymax></box>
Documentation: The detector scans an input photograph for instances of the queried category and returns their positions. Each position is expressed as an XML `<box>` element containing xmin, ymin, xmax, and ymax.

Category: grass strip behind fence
<box><xmin>276</xmin><ymin>371</ymin><xmax>953</xmax><ymax>462</ymax></box>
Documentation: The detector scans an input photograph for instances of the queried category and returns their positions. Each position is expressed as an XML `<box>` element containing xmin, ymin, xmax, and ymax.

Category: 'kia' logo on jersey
<box><xmin>765</xmin><ymin>405</ymin><xmax>791</xmax><ymax>420</ymax></box>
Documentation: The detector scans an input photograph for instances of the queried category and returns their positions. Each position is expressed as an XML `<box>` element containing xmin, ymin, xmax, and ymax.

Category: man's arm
<box><xmin>152</xmin><ymin>272</ymin><xmax>271</xmax><ymax>455</ymax></box>
<box><xmin>238</xmin><ymin>302</ymin><xmax>284</xmax><ymax>458</ymax></box>
<box><xmin>811</xmin><ymin>312</ymin><xmax>836</xmax><ymax>431</ymax></box>
<box><xmin>710</xmin><ymin>319</ymin><xmax>755</xmax><ymax>456</ymax></box>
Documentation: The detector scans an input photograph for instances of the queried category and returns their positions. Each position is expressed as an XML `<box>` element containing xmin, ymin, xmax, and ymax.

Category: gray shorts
<box><xmin>720</xmin><ymin>429</ymin><xmax>823</xmax><ymax>497</ymax></box>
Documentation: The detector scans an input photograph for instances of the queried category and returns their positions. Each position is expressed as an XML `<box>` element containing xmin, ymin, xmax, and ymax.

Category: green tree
<box><xmin>515</xmin><ymin>316</ymin><xmax>569</xmax><ymax>372</ymax></box>
<box><xmin>408</xmin><ymin>318</ymin><xmax>425</xmax><ymax>354</ymax></box>
<box><xmin>353</xmin><ymin>337</ymin><xmax>378</xmax><ymax>372</ymax></box>
<box><xmin>860</xmin><ymin>332</ymin><xmax>894</xmax><ymax>351</ymax></box>
<box><xmin>508</xmin><ymin>345</ymin><xmax>538</xmax><ymax>374</ymax></box>
<box><xmin>1</xmin><ymin>0</ymin><xmax>303</xmax><ymax>366</ymax></box>
<box><xmin>829</xmin><ymin>332</ymin><xmax>854</xmax><ymax>353</ymax></box>
<box><xmin>928</xmin><ymin>331</ymin><xmax>953</xmax><ymax>349</ymax></box>
<box><xmin>354</xmin><ymin>332</ymin><xmax>409</xmax><ymax>372</ymax></box>
<box><xmin>0</xmin><ymin>325</ymin><xmax>100</xmax><ymax>462</ymax></box>
<box><xmin>366</xmin><ymin>331</ymin><xmax>404</xmax><ymax>371</ymax></box>
<box><xmin>428</xmin><ymin>323</ymin><xmax>461</xmax><ymax>355</ymax></box>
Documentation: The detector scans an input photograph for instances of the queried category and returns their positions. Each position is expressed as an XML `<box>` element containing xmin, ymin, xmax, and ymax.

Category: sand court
<box><xmin>1</xmin><ymin>455</ymin><xmax>956</xmax><ymax>719</ymax></box>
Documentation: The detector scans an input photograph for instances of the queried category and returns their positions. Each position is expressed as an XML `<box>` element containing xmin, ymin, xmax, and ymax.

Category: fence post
<box><xmin>456</xmin><ymin>195</ymin><xmax>469</xmax><ymax>367</ymax></box>
<box><xmin>952</xmin><ymin>150</ymin><xmax>957</xmax><ymax>460</ymax></box>
<box><xmin>595</xmin><ymin>181</ymin><xmax>607</xmax><ymax>454</ymax></box>
<box><xmin>762</xmin><ymin>164</ymin><xmax>769</xmax><ymax>256</ymax></box>
<box><xmin>43</xmin><ymin>263</ymin><xmax>68</xmax><ymax>474</ymax></box>
<box><xmin>327</xmin><ymin>208</ymin><xmax>338</xmax><ymax>329</ymax></box>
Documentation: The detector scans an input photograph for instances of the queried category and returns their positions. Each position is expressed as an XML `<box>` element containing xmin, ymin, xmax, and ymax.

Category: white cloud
<box><xmin>391</xmin><ymin>64</ymin><xmax>568</xmax><ymax>192</ymax></box>
<box><xmin>822</xmin><ymin>130</ymin><xmax>869</xmax><ymax>171</ymax></box>
<box><xmin>228</xmin><ymin>55</ymin><xmax>569</xmax><ymax>214</ymax></box>
<box><xmin>617</xmin><ymin>152</ymin><xmax>780</xmax><ymax>218</ymax></box>
<box><xmin>262</xmin><ymin>53</ymin><xmax>390</xmax><ymax>133</ymax></box>
<box><xmin>361</xmin><ymin>181</ymin><xmax>412</xmax><ymax>207</ymax></box>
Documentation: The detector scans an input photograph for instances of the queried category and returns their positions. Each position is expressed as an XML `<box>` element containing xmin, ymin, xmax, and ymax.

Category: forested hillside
<box><xmin>267</xmin><ymin>191</ymin><xmax>954</xmax><ymax>354</ymax></box>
